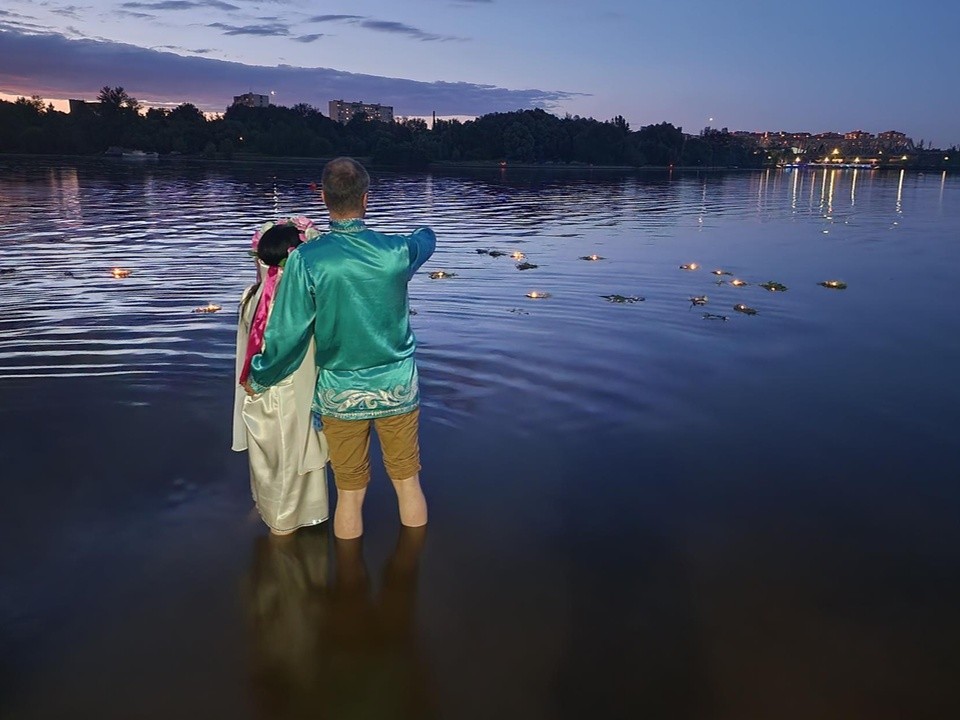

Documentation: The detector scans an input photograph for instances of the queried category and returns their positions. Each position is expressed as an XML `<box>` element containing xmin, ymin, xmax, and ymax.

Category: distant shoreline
<box><xmin>0</xmin><ymin>152</ymin><xmax>950</xmax><ymax>173</ymax></box>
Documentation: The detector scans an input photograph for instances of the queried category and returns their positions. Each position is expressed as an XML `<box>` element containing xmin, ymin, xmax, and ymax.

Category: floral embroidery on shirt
<box><xmin>318</xmin><ymin>377</ymin><xmax>418</xmax><ymax>415</ymax></box>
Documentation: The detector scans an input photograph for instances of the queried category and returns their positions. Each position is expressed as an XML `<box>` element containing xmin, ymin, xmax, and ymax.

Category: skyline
<box><xmin>1</xmin><ymin>1</ymin><xmax>959</xmax><ymax>148</ymax></box>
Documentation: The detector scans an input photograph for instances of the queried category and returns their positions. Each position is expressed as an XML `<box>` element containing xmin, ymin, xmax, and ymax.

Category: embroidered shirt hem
<box><xmin>312</xmin><ymin>401</ymin><xmax>419</xmax><ymax>422</ymax></box>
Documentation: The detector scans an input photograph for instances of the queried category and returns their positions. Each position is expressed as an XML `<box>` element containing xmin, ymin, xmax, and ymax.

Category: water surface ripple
<box><xmin>2</xmin><ymin>160</ymin><xmax>960</xmax><ymax>718</ymax></box>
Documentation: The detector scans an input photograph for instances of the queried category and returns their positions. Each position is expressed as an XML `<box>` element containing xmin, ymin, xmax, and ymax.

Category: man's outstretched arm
<box><xmin>406</xmin><ymin>227</ymin><xmax>436</xmax><ymax>277</ymax></box>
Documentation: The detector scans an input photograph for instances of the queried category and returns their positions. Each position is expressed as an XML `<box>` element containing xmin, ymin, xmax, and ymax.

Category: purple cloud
<box><xmin>0</xmin><ymin>29</ymin><xmax>579</xmax><ymax>115</ymax></box>
<box><xmin>206</xmin><ymin>22</ymin><xmax>289</xmax><ymax>37</ymax></box>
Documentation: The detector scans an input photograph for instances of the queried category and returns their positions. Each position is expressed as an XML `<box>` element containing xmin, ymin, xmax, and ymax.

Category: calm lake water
<box><xmin>1</xmin><ymin>158</ymin><xmax>958</xmax><ymax>719</ymax></box>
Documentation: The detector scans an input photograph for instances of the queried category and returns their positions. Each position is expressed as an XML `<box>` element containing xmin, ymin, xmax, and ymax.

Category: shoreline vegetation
<box><xmin>2</xmin><ymin>89</ymin><xmax>957</xmax><ymax>172</ymax></box>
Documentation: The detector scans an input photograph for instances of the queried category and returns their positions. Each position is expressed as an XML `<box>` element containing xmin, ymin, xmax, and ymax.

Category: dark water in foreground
<box><xmin>1</xmin><ymin>159</ymin><xmax>959</xmax><ymax>718</ymax></box>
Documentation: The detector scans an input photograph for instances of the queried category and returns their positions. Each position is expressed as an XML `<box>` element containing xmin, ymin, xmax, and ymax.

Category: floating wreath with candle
<box><xmin>525</xmin><ymin>291</ymin><xmax>551</xmax><ymax>299</ymax></box>
<box><xmin>690</xmin><ymin>295</ymin><xmax>708</xmax><ymax>306</ymax></box>
<box><xmin>516</xmin><ymin>262</ymin><xmax>538</xmax><ymax>271</ymax></box>
<box><xmin>193</xmin><ymin>303</ymin><xmax>222</xmax><ymax>313</ymax></box>
<box><xmin>711</xmin><ymin>269</ymin><xmax>732</xmax><ymax>276</ymax></box>
<box><xmin>760</xmin><ymin>281</ymin><xmax>788</xmax><ymax>292</ymax></box>
<box><xmin>601</xmin><ymin>294</ymin><xmax>644</xmax><ymax>303</ymax></box>
<box><xmin>579</xmin><ymin>254</ymin><xmax>604</xmax><ymax>261</ymax></box>
<box><xmin>111</xmin><ymin>268</ymin><xmax>131</xmax><ymax>278</ymax></box>
<box><xmin>679</xmin><ymin>263</ymin><xmax>699</xmax><ymax>271</ymax></box>
<box><xmin>734</xmin><ymin>304</ymin><xmax>758</xmax><ymax>315</ymax></box>
<box><xmin>429</xmin><ymin>271</ymin><xmax>457</xmax><ymax>279</ymax></box>
<box><xmin>730</xmin><ymin>279</ymin><xmax>748</xmax><ymax>287</ymax></box>
<box><xmin>818</xmin><ymin>280</ymin><xmax>847</xmax><ymax>290</ymax></box>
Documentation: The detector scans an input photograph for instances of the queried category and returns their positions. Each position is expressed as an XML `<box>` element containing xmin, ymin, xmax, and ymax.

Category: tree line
<box><xmin>0</xmin><ymin>85</ymin><xmax>765</xmax><ymax>168</ymax></box>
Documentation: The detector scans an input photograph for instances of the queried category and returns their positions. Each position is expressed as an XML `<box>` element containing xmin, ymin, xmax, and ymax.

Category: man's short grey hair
<box><xmin>321</xmin><ymin>157</ymin><xmax>370</xmax><ymax>215</ymax></box>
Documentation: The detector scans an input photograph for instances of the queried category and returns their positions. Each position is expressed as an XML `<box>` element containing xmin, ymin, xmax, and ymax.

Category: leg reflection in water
<box><xmin>245</xmin><ymin>525</ymin><xmax>435</xmax><ymax>719</ymax></box>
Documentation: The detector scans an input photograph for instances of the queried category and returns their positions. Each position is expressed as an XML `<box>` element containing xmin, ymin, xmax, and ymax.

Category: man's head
<box><xmin>321</xmin><ymin>157</ymin><xmax>370</xmax><ymax>219</ymax></box>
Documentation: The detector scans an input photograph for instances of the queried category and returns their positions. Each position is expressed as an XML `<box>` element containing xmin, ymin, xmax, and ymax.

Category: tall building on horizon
<box><xmin>328</xmin><ymin>99</ymin><xmax>394</xmax><ymax>124</ymax></box>
<box><xmin>68</xmin><ymin>99</ymin><xmax>98</xmax><ymax>115</ymax></box>
<box><xmin>232</xmin><ymin>93</ymin><xmax>270</xmax><ymax>108</ymax></box>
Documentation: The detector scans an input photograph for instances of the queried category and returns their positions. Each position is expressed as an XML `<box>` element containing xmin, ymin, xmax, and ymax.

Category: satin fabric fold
<box><xmin>233</xmin><ymin>277</ymin><xmax>329</xmax><ymax>533</ymax></box>
<box><xmin>249</xmin><ymin>221</ymin><xmax>436</xmax><ymax>420</ymax></box>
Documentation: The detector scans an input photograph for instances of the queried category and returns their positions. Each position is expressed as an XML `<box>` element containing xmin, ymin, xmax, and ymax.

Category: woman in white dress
<box><xmin>232</xmin><ymin>217</ymin><xmax>329</xmax><ymax>535</ymax></box>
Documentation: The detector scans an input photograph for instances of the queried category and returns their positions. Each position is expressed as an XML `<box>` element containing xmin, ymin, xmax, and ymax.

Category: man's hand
<box><xmin>242</xmin><ymin>380</ymin><xmax>259</xmax><ymax>397</ymax></box>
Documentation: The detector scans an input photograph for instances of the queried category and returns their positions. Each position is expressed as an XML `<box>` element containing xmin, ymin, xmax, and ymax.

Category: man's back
<box><xmin>298</xmin><ymin>219</ymin><xmax>434</xmax><ymax>371</ymax></box>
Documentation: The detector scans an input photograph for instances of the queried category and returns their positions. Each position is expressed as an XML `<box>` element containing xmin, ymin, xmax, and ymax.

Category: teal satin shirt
<box><xmin>249</xmin><ymin>219</ymin><xmax>436</xmax><ymax>420</ymax></box>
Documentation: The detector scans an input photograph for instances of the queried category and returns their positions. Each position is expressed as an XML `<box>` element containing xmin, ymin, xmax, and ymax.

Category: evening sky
<box><xmin>0</xmin><ymin>0</ymin><xmax>957</xmax><ymax>147</ymax></box>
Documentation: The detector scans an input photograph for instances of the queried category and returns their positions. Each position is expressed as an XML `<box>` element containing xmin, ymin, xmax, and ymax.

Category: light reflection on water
<box><xmin>2</xmin><ymin>159</ymin><xmax>960</xmax><ymax>718</ymax></box>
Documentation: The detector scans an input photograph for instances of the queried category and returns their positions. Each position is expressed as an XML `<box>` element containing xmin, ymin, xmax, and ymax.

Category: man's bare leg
<box><xmin>391</xmin><ymin>474</ymin><xmax>427</xmax><ymax>527</ymax></box>
<box><xmin>334</xmin><ymin>487</ymin><xmax>367</xmax><ymax>539</ymax></box>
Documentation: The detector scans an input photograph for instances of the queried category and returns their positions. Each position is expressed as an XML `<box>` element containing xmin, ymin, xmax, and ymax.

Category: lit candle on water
<box><xmin>111</xmin><ymin>268</ymin><xmax>131</xmax><ymax>278</ymax></box>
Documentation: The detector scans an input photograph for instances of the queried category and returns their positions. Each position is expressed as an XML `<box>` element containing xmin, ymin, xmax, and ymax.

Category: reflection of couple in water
<box><xmin>232</xmin><ymin>156</ymin><xmax>437</xmax><ymax>540</ymax></box>
<box><xmin>246</xmin><ymin>526</ymin><xmax>435</xmax><ymax>719</ymax></box>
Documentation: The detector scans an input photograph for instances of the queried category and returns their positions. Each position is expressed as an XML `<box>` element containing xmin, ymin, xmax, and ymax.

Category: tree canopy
<box><xmin>0</xmin><ymin>93</ymin><xmax>766</xmax><ymax>168</ymax></box>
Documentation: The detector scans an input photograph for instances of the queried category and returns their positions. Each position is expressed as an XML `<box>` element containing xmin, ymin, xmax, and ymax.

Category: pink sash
<box><xmin>239</xmin><ymin>265</ymin><xmax>281</xmax><ymax>384</ymax></box>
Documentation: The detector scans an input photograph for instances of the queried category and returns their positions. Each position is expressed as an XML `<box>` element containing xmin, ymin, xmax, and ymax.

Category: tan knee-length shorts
<box><xmin>320</xmin><ymin>408</ymin><xmax>421</xmax><ymax>490</ymax></box>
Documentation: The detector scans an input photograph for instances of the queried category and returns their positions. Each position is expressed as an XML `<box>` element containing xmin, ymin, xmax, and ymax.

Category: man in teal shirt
<box><xmin>246</xmin><ymin>157</ymin><xmax>436</xmax><ymax>539</ymax></box>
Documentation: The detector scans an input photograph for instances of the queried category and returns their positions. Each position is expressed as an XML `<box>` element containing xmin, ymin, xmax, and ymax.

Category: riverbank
<box><xmin>2</xmin><ymin>151</ymin><xmax>954</xmax><ymax>173</ymax></box>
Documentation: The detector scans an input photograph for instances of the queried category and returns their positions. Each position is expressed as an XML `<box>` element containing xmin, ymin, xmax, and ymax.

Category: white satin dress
<box><xmin>232</xmin><ymin>279</ymin><xmax>329</xmax><ymax>533</ymax></box>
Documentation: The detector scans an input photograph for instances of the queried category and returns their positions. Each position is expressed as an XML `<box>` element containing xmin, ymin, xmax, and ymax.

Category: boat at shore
<box><xmin>104</xmin><ymin>146</ymin><xmax>159</xmax><ymax>160</ymax></box>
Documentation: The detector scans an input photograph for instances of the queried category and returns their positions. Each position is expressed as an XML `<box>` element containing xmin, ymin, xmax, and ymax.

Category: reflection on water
<box><xmin>246</xmin><ymin>526</ymin><xmax>433</xmax><ymax>720</ymax></box>
<box><xmin>2</xmin><ymin>159</ymin><xmax>960</xmax><ymax>718</ymax></box>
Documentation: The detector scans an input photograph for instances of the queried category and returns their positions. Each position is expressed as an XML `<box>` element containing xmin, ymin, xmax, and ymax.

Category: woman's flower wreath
<box><xmin>250</xmin><ymin>215</ymin><xmax>320</xmax><ymax>266</ymax></box>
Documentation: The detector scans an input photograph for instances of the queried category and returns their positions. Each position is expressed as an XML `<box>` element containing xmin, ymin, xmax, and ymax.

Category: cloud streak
<box><xmin>206</xmin><ymin>22</ymin><xmax>289</xmax><ymax>37</ymax></box>
<box><xmin>0</xmin><ymin>29</ymin><xmax>579</xmax><ymax>115</ymax></box>
<box><xmin>306</xmin><ymin>13</ymin><xmax>460</xmax><ymax>41</ymax></box>
<box><xmin>308</xmin><ymin>15</ymin><xmax>363</xmax><ymax>23</ymax></box>
<box><xmin>359</xmin><ymin>20</ymin><xmax>458</xmax><ymax>42</ymax></box>
<box><xmin>121</xmin><ymin>1</ymin><xmax>240</xmax><ymax>10</ymax></box>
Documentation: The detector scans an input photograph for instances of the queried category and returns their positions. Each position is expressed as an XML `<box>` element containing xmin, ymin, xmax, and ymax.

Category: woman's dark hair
<box><xmin>256</xmin><ymin>223</ymin><xmax>302</xmax><ymax>267</ymax></box>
